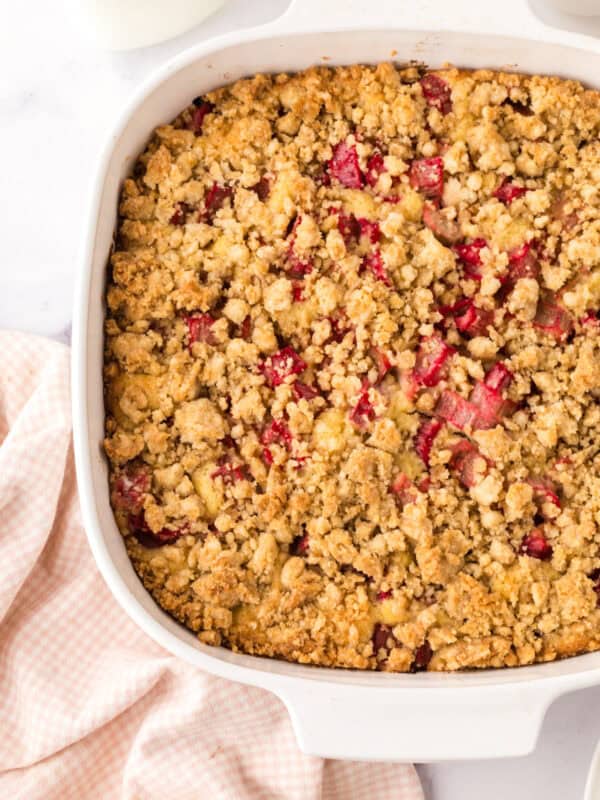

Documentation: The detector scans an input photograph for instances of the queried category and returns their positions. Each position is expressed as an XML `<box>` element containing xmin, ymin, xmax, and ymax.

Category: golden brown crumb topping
<box><xmin>104</xmin><ymin>64</ymin><xmax>600</xmax><ymax>672</ymax></box>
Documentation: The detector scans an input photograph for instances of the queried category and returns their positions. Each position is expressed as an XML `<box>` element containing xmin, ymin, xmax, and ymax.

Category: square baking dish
<box><xmin>73</xmin><ymin>0</ymin><xmax>600</xmax><ymax>761</ymax></box>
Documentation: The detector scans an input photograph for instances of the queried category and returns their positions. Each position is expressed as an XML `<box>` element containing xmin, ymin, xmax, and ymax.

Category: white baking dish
<box><xmin>585</xmin><ymin>740</ymin><xmax>600</xmax><ymax>800</ymax></box>
<box><xmin>72</xmin><ymin>0</ymin><xmax>600</xmax><ymax>762</ymax></box>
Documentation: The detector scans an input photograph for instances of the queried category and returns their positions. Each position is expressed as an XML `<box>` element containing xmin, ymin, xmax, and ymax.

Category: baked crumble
<box><xmin>104</xmin><ymin>64</ymin><xmax>600</xmax><ymax>672</ymax></box>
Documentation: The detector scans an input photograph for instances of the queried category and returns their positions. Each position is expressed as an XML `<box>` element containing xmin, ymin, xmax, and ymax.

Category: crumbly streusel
<box><xmin>104</xmin><ymin>64</ymin><xmax>600</xmax><ymax>672</ymax></box>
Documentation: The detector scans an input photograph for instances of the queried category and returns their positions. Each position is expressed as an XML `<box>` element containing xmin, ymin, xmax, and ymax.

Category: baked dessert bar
<box><xmin>104</xmin><ymin>64</ymin><xmax>600</xmax><ymax>671</ymax></box>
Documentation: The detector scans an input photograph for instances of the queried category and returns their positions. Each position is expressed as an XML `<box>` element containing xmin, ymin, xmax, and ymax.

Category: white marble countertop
<box><xmin>3</xmin><ymin>1</ymin><xmax>600</xmax><ymax>796</ymax></box>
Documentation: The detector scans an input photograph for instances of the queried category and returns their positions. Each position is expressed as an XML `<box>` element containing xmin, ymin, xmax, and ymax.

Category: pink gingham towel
<box><xmin>0</xmin><ymin>332</ymin><xmax>424</xmax><ymax>800</ymax></box>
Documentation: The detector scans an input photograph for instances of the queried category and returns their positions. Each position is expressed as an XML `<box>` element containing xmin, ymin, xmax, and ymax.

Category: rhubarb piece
<box><xmin>260</xmin><ymin>418</ymin><xmax>293</xmax><ymax>450</ymax></box>
<box><xmin>211</xmin><ymin>461</ymin><xmax>247</xmax><ymax>484</ymax></box>
<box><xmin>199</xmin><ymin>182</ymin><xmax>233</xmax><ymax>222</ymax></box>
<box><xmin>262</xmin><ymin>447</ymin><xmax>274</xmax><ymax>466</ymax></box>
<box><xmin>293</xmin><ymin>454</ymin><xmax>309</xmax><ymax>470</ymax></box>
<box><xmin>314</xmin><ymin>168</ymin><xmax>331</xmax><ymax>187</ymax></box>
<box><xmin>146</xmin><ymin>525</ymin><xmax>186</xmax><ymax>547</ymax></box>
<box><xmin>285</xmin><ymin>214</ymin><xmax>301</xmax><ymax>239</ymax></box>
<box><xmin>290</xmin><ymin>533</ymin><xmax>309</xmax><ymax>556</ymax></box>
<box><xmin>484</xmin><ymin>362</ymin><xmax>513</xmax><ymax>393</ymax></box>
<box><xmin>409</xmin><ymin>157</ymin><xmax>444</xmax><ymax>199</ymax></box>
<box><xmin>350</xmin><ymin>380</ymin><xmax>376</xmax><ymax>427</ymax></box>
<box><xmin>185</xmin><ymin>313</ymin><xmax>218</xmax><ymax>348</ymax></box>
<box><xmin>420</xmin><ymin>74</ymin><xmax>452</xmax><ymax>115</ymax></box>
<box><xmin>456</xmin><ymin>363</ymin><xmax>515</xmax><ymax>428</ymax></box>
<box><xmin>435</xmin><ymin>391</ymin><xmax>481</xmax><ymax>431</ymax></box>
<box><xmin>503</xmin><ymin>241</ymin><xmax>541</xmax><ymax>288</ymax></box>
<box><xmin>469</xmin><ymin>382</ymin><xmax>516</xmax><ymax>429</ymax></box>
<box><xmin>450</xmin><ymin>439</ymin><xmax>487</xmax><ymax>488</ymax></box>
<box><xmin>423</xmin><ymin>204</ymin><xmax>461</xmax><ymax>244</ymax></box>
<box><xmin>293</xmin><ymin>381</ymin><xmax>320</xmax><ymax>401</ymax></box>
<box><xmin>112</xmin><ymin>467</ymin><xmax>149</xmax><ymax>513</ymax></box>
<box><xmin>453</xmin><ymin>238</ymin><xmax>488</xmax><ymax>280</ymax></box>
<box><xmin>358</xmin><ymin>217</ymin><xmax>381</xmax><ymax>244</ymax></box>
<box><xmin>520</xmin><ymin>529</ymin><xmax>553</xmax><ymax>561</ymax></box>
<box><xmin>251</xmin><ymin>175</ymin><xmax>271</xmax><ymax>201</ymax></box>
<box><xmin>455</xmin><ymin>303</ymin><xmax>494</xmax><ymax>337</ymax></box>
<box><xmin>372</xmin><ymin>623</ymin><xmax>394</xmax><ymax>657</ymax></box>
<box><xmin>240</xmin><ymin>315</ymin><xmax>252</xmax><ymax>341</ymax></box>
<box><xmin>390</xmin><ymin>472</ymin><xmax>417</xmax><ymax>505</ymax></box>
<box><xmin>170</xmin><ymin>202</ymin><xmax>189</xmax><ymax>225</ymax></box>
<box><xmin>527</xmin><ymin>476</ymin><xmax>561</xmax><ymax>514</ymax></box>
<box><xmin>554</xmin><ymin>455</ymin><xmax>573</xmax><ymax>468</ymax></box>
<box><xmin>438</xmin><ymin>297</ymin><xmax>471</xmax><ymax>320</ymax></box>
<box><xmin>376</xmin><ymin>589</ymin><xmax>392</xmax><ymax>601</ymax></box>
<box><xmin>365</xmin><ymin>152</ymin><xmax>386</xmax><ymax>187</ymax></box>
<box><xmin>292</xmin><ymin>282</ymin><xmax>305</xmax><ymax>302</ymax></box>
<box><xmin>259</xmin><ymin>346</ymin><xmax>306</xmax><ymax>387</ymax></box>
<box><xmin>399</xmin><ymin>368</ymin><xmax>419</xmax><ymax>402</ymax></box>
<box><xmin>439</xmin><ymin>297</ymin><xmax>494</xmax><ymax>337</ymax></box>
<box><xmin>509</xmin><ymin>241</ymin><xmax>539</xmax><ymax>270</ymax></box>
<box><xmin>417</xmin><ymin>476</ymin><xmax>431</xmax><ymax>493</ymax></box>
<box><xmin>414</xmin><ymin>417</ymin><xmax>443</xmax><ymax>466</ymax></box>
<box><xmin>327</xmin><ymin>313</ymin><xmax>352</xmax><ymax>344</ymax></box>
<box><xmin>188</xmin><ymin>98</ymin><xmax>214</xmax><ymax>134</ymax></box>
<box><xmin>129</xmin><ymin>511</ymin><xmax>186</xmax><ymax>549</ymax></box>
<box><xmin>370</xmin><ymin>346</ymin><xmax>392</xmax><ymax>382</ymax></box>
<box><xmin>287</xmin><ymin>253</ymin><xmax>313</xmax><ymax>279</ymax></box>
<box><xmin>362</xmin><ymin>249</ymin><xmax>391</xmax><ymax>286</ymax></box>
<box><xmin>412</xmin><ymin>641</ymin><xmax>433</xmax><ymax>672</ymax></box>
<box><xmin>581</xmin><ymin>310</ymin><xmax>600</xmax><ymax>326</ymax></box>
<box><xmin>328</xmin><ymin>140</ymin><xmax>364</xmax><ymax>188</ymax></box>
<box><xmin>494</xmin><ymin>179</ymin><xmax>527</xmax><ymax>205</ymax></box>
<box><xmin>128</xmin><ymin>511</ymin><xmax>150</xmax><ymax>538</ymax></box>
<box><xmin>534</xmin><ymin>293</ymin><xmax>573</xmax><ymax>340</ymax></box>
<box><xmin>336</xmin><ymin>210</ymin><xmax>361</xmax><ymax>244</ymax></box>
<box><xmin>285</xmin><ymin>215</ymin><xmax>314</xmax><ymax>277</ymax></box>
<box><xmin>335</xmin><ymin>210</ymin><xmax>380</xmax><ymax>245</ymax></box>
<box><xmin>414</xmin><ymin>335</ymin><xmax>455</xmax><ymax>387</ymax></box>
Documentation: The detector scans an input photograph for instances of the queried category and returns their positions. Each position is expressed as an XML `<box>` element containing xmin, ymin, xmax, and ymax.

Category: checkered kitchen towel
<box><xmin>0</xmin><ymin>332</ymin><xmax>423</xmax><ymax>800</ymax></box>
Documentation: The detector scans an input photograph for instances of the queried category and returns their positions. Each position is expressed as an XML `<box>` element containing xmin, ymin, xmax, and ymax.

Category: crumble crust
<box><xmin>104</xmin><ymin>64</ymin><xmax>600</xmax><ymax>671</ymax></box>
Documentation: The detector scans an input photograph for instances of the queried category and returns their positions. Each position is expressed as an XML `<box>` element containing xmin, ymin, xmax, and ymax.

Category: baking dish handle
<box><xmin>276</xmin><ymin>682</ymin><xmax>558</xmax><ymax>761</ymax></box>
<box><xmin>279</xmin><ymin>0</ymin><xmax>554</xmax><ymax>38</ymax></box>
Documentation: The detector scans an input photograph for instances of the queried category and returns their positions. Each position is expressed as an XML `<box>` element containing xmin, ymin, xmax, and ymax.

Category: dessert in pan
<box><xmin>104</xmin><ymin>63</ymin><xmax>600</xmax><ymax>672</ymax></box>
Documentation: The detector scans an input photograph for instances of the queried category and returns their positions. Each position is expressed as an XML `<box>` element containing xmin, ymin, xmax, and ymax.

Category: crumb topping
<box><xmin>104</xmin><ymin>64</ymin><xmax>600</xmax><ymax>672</ymax></box>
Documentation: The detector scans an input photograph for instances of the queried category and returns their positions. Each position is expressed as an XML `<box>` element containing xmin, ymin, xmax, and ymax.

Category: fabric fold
<box><xmin>0</xmin><ymin>332</ymin><xmax>423</xmax><ymax>800</ymax></box>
